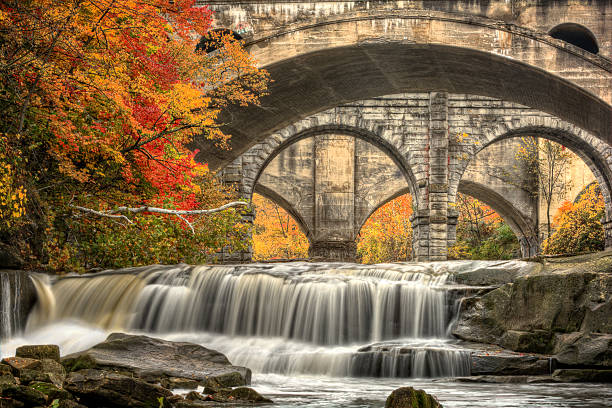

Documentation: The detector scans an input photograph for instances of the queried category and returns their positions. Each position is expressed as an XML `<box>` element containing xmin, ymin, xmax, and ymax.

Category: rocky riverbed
<box><xmin>1</xmin><ymin>334</ymin><xmax>272</xmax><ymax>407</ymax></box>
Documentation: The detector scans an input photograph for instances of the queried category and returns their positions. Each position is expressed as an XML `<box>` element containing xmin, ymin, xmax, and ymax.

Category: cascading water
<box><xmin>18</xmin><ymin>262</ymin><xmax>473</xmax><ymax>378</ymax></box>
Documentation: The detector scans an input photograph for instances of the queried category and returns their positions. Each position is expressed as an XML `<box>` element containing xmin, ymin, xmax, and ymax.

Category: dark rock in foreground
<box><xmin>64</xmin><ymin>369</ymin><xmax>173</xmax><ymax>408</ymax></box>
<box><xmin>385</xmin><ymin>387</ymin><xmax>442</xmax><ymax>408</ymax></box>
<box><xmin>552</xmin><ymin>369</ymin><xmax>612</xmax><ymax>383</ymax></box>
<box><xmin>62</xmin><ymin>333</ymin><xmax>251</xmax><ymax>387</ymax></box>
<box><xmin>16</xmin><ymin>344</ymin><xmax>60</xmax><ymax>362</ymax></box>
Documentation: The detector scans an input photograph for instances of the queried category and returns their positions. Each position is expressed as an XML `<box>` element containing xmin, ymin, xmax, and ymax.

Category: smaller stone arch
<box><xmin>458</xmin><ymin>180</ymin><xmax>538</xmax><ymax>258</ymax></box>
<box><xmin>452</xmin><ymin>116</ymin><xmax>612</xmax><ymax>250</ymax></box>
<box><xmin>356</xmin><ymin>187</ymin><xmax>412</xmax><ymax>237</ymax></box>
<box><xmin>549</xmin><ymin>23</ymin><xmax>599</xmax><ymax>55</ymax></box>
<box><xmin>241</xmin><ymin>121</ymin><xmax>421</xmax><ymax>210</ymax></box>
<box><xmin>254</xmin><ymin>184</ymin><xmax>312</xmax><ymax>240</ymax></box>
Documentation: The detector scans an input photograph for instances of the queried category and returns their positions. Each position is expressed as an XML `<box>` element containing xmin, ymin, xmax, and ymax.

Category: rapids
<box><xmin>2</xmin><ymin>261</ymin><xmax>612</xmax><ymax>407</ymax></box>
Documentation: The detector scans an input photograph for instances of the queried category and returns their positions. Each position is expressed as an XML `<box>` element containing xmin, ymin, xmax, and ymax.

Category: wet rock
<box><xmin>452</xmin><ymin>267</ymin><xmax>612</xmax><ymax>356</ymax></box>
<box><xmin>0</xmin><ymin>384</ymin><xmax>46</xmax><ymax>407</ymax></box>
<box><xmin>1</xmin><ymin>357</ymin><xmax>41</xmax><ymax>377</ymax></box>
<box><xmin>159</xmin><ymin>377</ymin><xmax>199</xmax><ymax>390</ymax></box>
<box><xmin>29</xmin><ymin>380</ymin><xmax>73</xmax><ymax>401</ymax></box>
<box><xmin>552</xmin><ymin>369</ymin><xmax>612</xmax><ymax>383</ymax></box>
<box><xmin>385</xmin><ymin>387</ymin><xmax>442</xmax><ymax>408</ymax></box>
<box><xmin>454</xmin><ymin>375</ymin><xmax>555</xmax><ymax>383</ymax></box>
<box><xmin>0</xmin><ymin>364</ymin><xmax>16</xmax><ymax>385</ymax></box>
<box><xmin>64</xmin><ymin>368</ymin><xmax>172</xmax><ymax>408</ymax></box>
<box><xmin>0</xmin><ymin>398</ymin><xmax>24</xmax><ymax>408</ymax></box>
<box><xmin>471</xmin><ymin>352</ymin><xmax>553</xmax><ymax>375</ymax></box>
<box><xmin>553</xmin><ymin>332</ymin><xmax>612</xmax><ymax>367</ymax></box>
<box><xmin>452</xmin><ymin>261</ymin><xmax>540</xmax><ymax>286</ymax></box>
<box><xmin>16</xmin><ymin>345</ymin><xmax>60</xmax><ymax>362</ymax></box>
<box><xmin>62</xmin><ymin>333</ymin><xmax>251</xmax><ymax>387</ymax></box>
<box><xmin>0</xmin><ymin>270</ymin><xmax>37</xmax><ymax>339</ymax></box>
<box><xmin>185</xmin><ymin>391</ymin><xmax>206</xmax><ymax>401</ymax></box>
<box><xmin>210</xmin><ymin>387</ymin><xmax>273</xmax><ymax>403</ymax></box>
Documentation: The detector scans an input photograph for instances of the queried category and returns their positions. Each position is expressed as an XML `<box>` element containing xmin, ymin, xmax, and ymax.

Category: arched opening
<box><xmin>252</xmin><ymin>130</ymin><xmax>415</xmax><ymax>262</ymax></box>
<box><xmin>196</xmin><ymin>29</ymin><xmax>242</xmax><ymax>53</ymax></box>
<box><xmin>357</xmin><ymin>193</ymin><xmax>413</xmax><ymax>263</ymax></box>
<box><xmin>451</xmin><ymin>192</ymin><xmax>521</xmax><ymax>260</ymax></box>
<box><xmin>457</xmin><ymin>133</ymin><xmax>604</xmax><ymax>256</ymax></box>
<box><xmin>251</xmin><ymin>193</ymin><xmax>309</xmax><ymax>261</ymax></box>
<box><xmin>549</xmin><ymin>23</ymin><xmax>599</xmax><ymax>54</ymax></box>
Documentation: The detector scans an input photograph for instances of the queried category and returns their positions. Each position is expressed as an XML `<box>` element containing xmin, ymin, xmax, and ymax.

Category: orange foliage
<box><xmin>544</xmin><ymin>183</ymin><xmax>605</xmax><ymax>254</ymax></box>
<box><xmin>252</xmin><ymin>194</ymin><xmax>309</xmax><ymax>261</ymax></box>
<box><xmin>357</xmin><ymin>194</ymin><xmax>413</xmax><ymax>263</ymax></box>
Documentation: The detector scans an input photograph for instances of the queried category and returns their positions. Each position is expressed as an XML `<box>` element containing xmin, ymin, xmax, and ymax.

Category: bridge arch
<box><xmin>458</xmin><ymin>180</ymin><xmax>537</xmax><ymax>258</ymax></box>
<box><xmin>253</xmin><ymin>184</ymin><xmax>312</xmax><ymax>240</ymax></box>
<box><xmin>241</xmin><ymin>122</ymin><xmax>420</xmax><ymax>210</ymax></box>
<box><xmin>196</xmin><ymin>11</ymin><xmax>612</xmax><ymax>169</ymax></box>
<box><xmin>451</xmin><ymin>117</ymin><xmax>612</xmax><ymax>249</ymax></box>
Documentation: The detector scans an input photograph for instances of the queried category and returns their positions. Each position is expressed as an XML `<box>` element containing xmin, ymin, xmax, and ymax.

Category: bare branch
<box><xmin>70</xmin><ymin>202</ymin><xmax>248</xmax><ymax>234</ymax></box>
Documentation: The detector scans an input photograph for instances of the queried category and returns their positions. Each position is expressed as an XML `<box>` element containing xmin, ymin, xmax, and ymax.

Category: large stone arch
<box><xmin>451</xmin><ymin>116</ymin><xmax>612</xmax><ymax>248</ymax></box>
<box><xmin>195</xmin><ymin>10</ymin><xmax>612</xmax><ymax>169</ymax></box>
<box><xmin>458</xmin><ymin>180</ymin><xmax>538</xmax><ymax>258</ymax></box>
<box><xmin>239</xmin><ymin>120</ymin><xmax>421</xmax><ymax>209</ymax></box>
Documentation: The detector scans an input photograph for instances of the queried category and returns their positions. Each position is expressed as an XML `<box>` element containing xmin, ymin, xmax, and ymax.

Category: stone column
<box><xmin>603</xmin><ymin>219</ymin><xmax>612</xmax><ymax>251</ymax></box>
<box><xmin>216</xmin><ymin>157</ymin><xmax>254</xmax><ymax>263</ymax></box>
<box><xmin>310</xmin><ymin>135</ymin><xmax>357</xmax><ymax>261</ymax></box>
<box><xmin>411</xmin><ymin>211</ymin><xmax>430</xmax><ymax>262</ymax></box>
<box><xmin>428</xmin><ymin>92</ymin><xmax>450</xmax><ymax>261</ymax></box>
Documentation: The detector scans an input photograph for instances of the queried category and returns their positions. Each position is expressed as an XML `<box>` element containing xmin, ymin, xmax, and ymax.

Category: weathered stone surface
<box><xmin>471</xmin><ymin>352</ymin><xmax>553</xmax><ymax>376</ymax></box>
<box><xmin>1</xmin><ymin>357</ymin><xmax>41</xmax><ymax>377</ymax></box>
<box><xmin>0</xmin><ymin>384</ymin><xmax>46</xmax><ymax>407</ymax></box>
<box><xmin>210</xmin><ymin>387</ymin><xmax>273</xmax><ymax>403</ymax></box>
<box><xmin>159</xmin><ymin>376</ymin><xmax>199</xmax><ymax>390</ymax></box>
<box><xmin>553</xmin><ymin>333</ymin><xmax>612</xmax><ymax>367</ymax></box>
<box><xmin>452</xmin><ymin>261</ymin><xmax>541</xmax><ymax>287</ymax></box>
<box><xmin>29</xmin><ymin>380</ymin><xmax>73</xmax><ymax>401</ymax></box>
<box><xmin>552</xmin><ymin>369</ymin><xmax>612</xmax><ymax>383</ymax></box>
<box><xmin>455</xmin><ymin>375</ymin><xmax>555</xmax><ymax>384</ymax></box>
<box><xmin>62</xmin><ymin>333</ymin><xmax>251</xmax><ymax>386</ymax></box>
<box><xmin>64</xmin><ymin>369</ymin><xmax>172</xmax><ymax>408</ymax></box>
<box><xmin>16</xmin><ymin>345</ymin><xmax>60</xmax><ymax>362</ymax></box>
<box><xmin>385</xmin><ymin>387</ymin><xmax>443</xmax><ymax>408</ymax></box>
<box><xmin>453</xmin><ymin>265</ymin><xmax>612</xmax><ymax>357</ymax></box>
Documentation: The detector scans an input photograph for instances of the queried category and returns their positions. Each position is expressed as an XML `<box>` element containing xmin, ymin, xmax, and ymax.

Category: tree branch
<box><xmin>70</xmin><ymin>201</ymin><xmax>248</xmax><ymax>234</ymax></box>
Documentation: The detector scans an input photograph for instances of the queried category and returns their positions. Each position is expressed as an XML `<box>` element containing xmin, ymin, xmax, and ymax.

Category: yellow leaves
<box><xmin>0</xmin><ymin>142</ymin><xmax>27</xmax><ymax>227</ymax></box>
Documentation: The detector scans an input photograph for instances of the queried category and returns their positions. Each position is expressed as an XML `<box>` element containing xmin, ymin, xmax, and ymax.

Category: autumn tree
<box><xmin>449</xmin><ymin>193</ymin><xmax>519</xmax><ymax>260</ymax></box>
<box><xmin>357</xmin><ymin>194</ymin><xmax>413</xmax><ymax>263</ymax></box>
<box><xmin>0</xmin><ymin>0</ymin><xmax>269</xmax><ymax>271</ymax></box>
<box><xmin>544</xmin><ymin>183</ymin><xmax>605</xmax><ymax>254</ymax></box>
<box><xmin>252</xmin><ymin>194</ymin><xmax>309</xmax><ymax>260</ymax></box>
<box><xmin>501</xmin><ymin>138</ymin><xmax>573</xmax><ymax>240</ymax></box>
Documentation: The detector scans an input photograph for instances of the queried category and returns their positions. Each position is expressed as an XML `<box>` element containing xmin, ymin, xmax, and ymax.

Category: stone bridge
<box><xmin>195</xmin><ymin>1</ymin><xmax>612</xmax><ymax>261</ymax></box>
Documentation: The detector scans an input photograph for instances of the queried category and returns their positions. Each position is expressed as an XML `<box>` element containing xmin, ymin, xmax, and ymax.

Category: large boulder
<box><xmin>64</xmin><ymin>369</ymin><xmax>172</xmax><ymax>408</ymax></box>
<box><xmin>553</xmin><ymin>332</ymin><xmax>612</xmax><ymax>366</ymax></box>
<box><xmin>385</xmin><ymin>387</ymin><xmax>442</xmax><ymax>408</ymax></box>
<box><xmin>16</xmin><ymin>345</ymin><xmax>60</xmax><ymax>362</ymax></box>
<box><xmin>452</xmin><ymin>261</ymin><xmax>612</xmax><ymax>359</ymax></box>
<box><xmin>62</xmin><ymin>333</ymin><xmax>251</xmax><ymax>387</ymax></box>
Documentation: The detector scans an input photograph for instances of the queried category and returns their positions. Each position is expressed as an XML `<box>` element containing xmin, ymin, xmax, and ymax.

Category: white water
<box><xmin>4</xmin><ymin>261</ymin><xmax>612</xmax><ymax>407</ymax></box>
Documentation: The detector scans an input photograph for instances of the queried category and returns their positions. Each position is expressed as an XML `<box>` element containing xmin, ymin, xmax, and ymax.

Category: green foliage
<box><xmin>449</xmin><ymin>194</ymin><xmax>520</xmax><ymax>260</ymax></box>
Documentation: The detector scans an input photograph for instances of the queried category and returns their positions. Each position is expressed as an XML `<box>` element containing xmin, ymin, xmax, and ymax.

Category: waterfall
<box><xmin>0</xmin><ymin>271</ymin><xmax>16</xmax><ymax>339</ymax></box>
<box><xmin>22</xmin><ymin>262</ymin><xmax>476</xmax><ymax>378</ymax></box>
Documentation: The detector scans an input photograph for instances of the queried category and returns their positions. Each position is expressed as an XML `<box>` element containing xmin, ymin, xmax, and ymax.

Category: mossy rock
<box><xmin>16</xmin><ymin>345</ymin><xmax>60</xmax><ymax>362</ymax></box>
<box><xmin>0</xmin><ymin>383</ymin><xmax>46</xmax><ymax>406</ymax></box>
<box><xmin>385</xmin><ymin>387</ymin><xmax>442</xmax><ymax>408</ymax></box>
<box><xmin>61</xmin><ymin>354</ymin><xmax>98</xmax><ymax>373</ymax></box>
<box><xmin>29</xmin><ymin>381</ymin><xmax>73</xmax><ymax>401</ymax></box>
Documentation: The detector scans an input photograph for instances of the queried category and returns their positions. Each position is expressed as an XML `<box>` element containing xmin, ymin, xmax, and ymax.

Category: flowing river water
<box><xmin>2</xmin><ymin>262</ymin><xmax>612</xmax><ymax>407</ymax></box>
